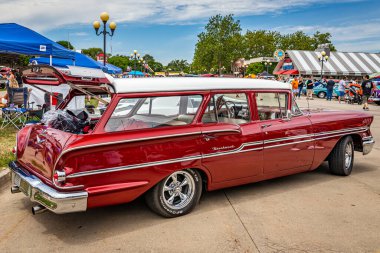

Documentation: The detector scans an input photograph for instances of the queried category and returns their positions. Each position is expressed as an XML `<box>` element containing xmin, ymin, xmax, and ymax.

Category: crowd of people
<box><xmin>281</xmin><ymin>75</ymin><xmax>377</xmax><ymax>110</ymax></box>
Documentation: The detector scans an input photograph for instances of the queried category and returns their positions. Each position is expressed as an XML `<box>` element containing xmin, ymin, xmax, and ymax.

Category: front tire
<box><xmin>318</xmin><ymin>91</ymin><xmax>326</xmax><ymax>99</ymax></box>
<box><xmin>145</xmin><ymin>169</ymin><xmax>202</xmax><ymax>218</ymax></box>
<box><xmin>328</xmin><ymin>136</ymin><xmax>354</xmax><ymax>176</ymax></box>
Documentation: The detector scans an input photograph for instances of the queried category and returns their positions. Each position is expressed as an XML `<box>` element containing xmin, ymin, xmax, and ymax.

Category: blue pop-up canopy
<box><xmin>31</xmin><ymin>52</ymin><xmax>122</xmax><ymax>74</ymax></box>
<box><xmin>0</xmin><ymin>23</ymin><xmax>75</xmax><ymax>59</ymax></box>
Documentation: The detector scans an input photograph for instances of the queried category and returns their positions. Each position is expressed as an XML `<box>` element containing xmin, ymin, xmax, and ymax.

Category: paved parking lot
<box><xmin>0</xmin><ymin>97</ymin><xmax>379</xmax><ymax>253</ymax></box>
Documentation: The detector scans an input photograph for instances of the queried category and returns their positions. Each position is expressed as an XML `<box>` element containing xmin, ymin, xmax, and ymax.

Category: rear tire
<box><xmin>328</xmin><ymin>136</ymin><xmax>354</xmax><ymax>176</ymax></box>
<box><xmin>375</xmin><ymin>101</ymin><xmax>380</xmax><ymax>105</ymax></box>
<box><xmin>145</xmin><ymin>169</ymin><xmax>202</xmax><ymax>218</ymax></box>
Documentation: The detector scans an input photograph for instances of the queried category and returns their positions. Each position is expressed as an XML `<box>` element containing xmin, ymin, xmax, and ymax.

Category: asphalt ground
<box><xmin>0</xmin><ymin>95</ymin><xmax>379</xmax><ymax>253</ymax></box>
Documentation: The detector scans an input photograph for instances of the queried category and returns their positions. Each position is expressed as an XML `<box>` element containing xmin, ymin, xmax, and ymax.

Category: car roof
<box><xmin>111</xmin><ymin>77</ymin><xmax>290</xmax><ymax>93</ymax></box>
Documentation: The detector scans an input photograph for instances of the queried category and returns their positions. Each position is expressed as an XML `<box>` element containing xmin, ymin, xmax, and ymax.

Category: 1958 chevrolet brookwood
<box><xmin>10</xmin><ymin>66</ymin><xmax>375</xmax><ymax>217</ymax></box>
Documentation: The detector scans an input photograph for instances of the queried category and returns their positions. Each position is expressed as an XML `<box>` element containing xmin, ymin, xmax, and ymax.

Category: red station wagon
<box><xmin>10</xmin><ymin>66</ymin><xmax>375</xmax><ymax>217</ymax></box>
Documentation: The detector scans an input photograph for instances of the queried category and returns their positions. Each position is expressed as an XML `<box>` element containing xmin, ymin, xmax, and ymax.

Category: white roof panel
<box><xmin>111</xmin><ymin>77</ymin><xmax>290</xmax><ymax>94</ymax></box>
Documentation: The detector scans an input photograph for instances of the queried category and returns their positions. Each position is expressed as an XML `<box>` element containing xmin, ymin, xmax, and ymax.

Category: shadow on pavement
<box><xmin>25</xmin><ymin>157</ymin><xmax>378</xmax><ymax>245</ymax></box>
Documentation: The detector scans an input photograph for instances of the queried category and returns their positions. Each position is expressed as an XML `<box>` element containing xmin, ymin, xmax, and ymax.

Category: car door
<box><xmin>255</xmin><ymin>91</ymin><xmax>314</xmax><ymax>174</ymax></box>
<box><xmin>199</xmin><ymin>92</ymin><xmax>264</xmax><ymax>182</ymax></box>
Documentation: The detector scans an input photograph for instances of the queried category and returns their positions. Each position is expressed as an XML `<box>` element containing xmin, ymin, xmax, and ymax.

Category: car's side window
<box><xmin>256</xmin><ymin>92</ymin><xmax>288</xmax><ymax>120</ymax></box>
<box><xmin>105</xmin><ymin>95</ymin><xmax>203</xmax><ymax>132</ymax></box>
<box><xmin>201</xmin><ymin>93</ymin><xmax>250</xmax><ymax>125</ymax></box>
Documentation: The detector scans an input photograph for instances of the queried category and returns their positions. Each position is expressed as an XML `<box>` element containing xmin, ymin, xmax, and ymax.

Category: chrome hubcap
<box><xmin>162</xmin><ymin>171</ymin><xmax>195</xmax><ymax>210</ymax></box>
<box><xmin>345</xmin><ymin>143</ymin><xmax>353</xmax><ymax>170</ymax></box>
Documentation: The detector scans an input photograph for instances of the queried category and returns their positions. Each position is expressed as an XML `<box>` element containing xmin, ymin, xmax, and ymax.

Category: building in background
<box><xmin>273</xmin><ymin>49</ymin><xmax>380</xmax><ymax>79</ymax></box>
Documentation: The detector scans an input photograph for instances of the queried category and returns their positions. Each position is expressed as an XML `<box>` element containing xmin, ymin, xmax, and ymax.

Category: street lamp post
<box><xmin>93</xmin><ymin>12</ymin><xmax>117</xmax><ymax>66</ymax></box>
<box><xmin>318</xmin><ymin>51</ymin><xmax>329</xmax><ymax>79</ymax></box>
<box><xmin>129</xmin><ymin>50</ymin><xmax>141</xmax><ymax>77</ymax></box>
<box><xmin>264</xmin><ymin>60</ymin><xmax>272</xmax><ymax>73</ymax></box>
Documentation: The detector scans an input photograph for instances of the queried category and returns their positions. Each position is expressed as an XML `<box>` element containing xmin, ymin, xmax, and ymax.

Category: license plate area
<box><xmin>14</xmin><ymin>174</ymin><xmax>31</xmax><ymax>197</ymax></box>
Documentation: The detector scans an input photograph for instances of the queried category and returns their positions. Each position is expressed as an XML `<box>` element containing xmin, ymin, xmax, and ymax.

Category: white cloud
<box><xmin>272</xmin><ymin>20</ymin><xmax>380</xmax><ymax>52</ymax></box>
<box><xmin>0</xmin><ymin>0</ymin><xmax>360</xmax><ymax>32</ymax></box>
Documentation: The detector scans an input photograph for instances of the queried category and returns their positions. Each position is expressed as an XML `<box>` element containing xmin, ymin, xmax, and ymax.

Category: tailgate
<box><xmin>17</xmin><ymin>125</ymin><xmax>74</xmax><ymax>179</ymax></box>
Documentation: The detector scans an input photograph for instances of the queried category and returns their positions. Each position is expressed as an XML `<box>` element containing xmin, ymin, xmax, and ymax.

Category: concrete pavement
<box><xmin>0</xmin><ymin>97</ymin><xmax>379</xmax><ymax>253</ymax></box>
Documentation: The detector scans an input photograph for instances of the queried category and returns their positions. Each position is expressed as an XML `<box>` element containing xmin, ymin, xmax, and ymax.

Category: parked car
<box><xmin>10</xmin><ymin>66</ymin><xmax>375</xmax><ymax>218</ymax></box>
<box><xmin>301</xmin><ymin>82</ymin><xmax>339</xmax><ymax>99</ymax></box>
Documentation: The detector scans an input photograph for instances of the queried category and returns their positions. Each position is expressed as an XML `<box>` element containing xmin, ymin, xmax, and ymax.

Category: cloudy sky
<box><xmin>1</xmin><ymin>0</ymin><xmax>379</xmax><ymax>64</ymax></box>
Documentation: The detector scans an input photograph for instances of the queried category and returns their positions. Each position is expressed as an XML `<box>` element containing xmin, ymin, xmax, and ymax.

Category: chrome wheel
<box><xmin>162</xmin><ymin>171</ymin><xmax>195</xmax><ymax>210</ymax></box>
<box><xmin>345</xmin><ymin>142</ymin><xmax>353</xmax><ymax>169</ymax></box>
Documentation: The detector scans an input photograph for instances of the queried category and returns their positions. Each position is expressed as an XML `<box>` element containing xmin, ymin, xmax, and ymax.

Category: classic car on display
<box><xmin>10</xmin><ymin>66</ymin><xmax>375</xmax><ymax>217</ymax></box>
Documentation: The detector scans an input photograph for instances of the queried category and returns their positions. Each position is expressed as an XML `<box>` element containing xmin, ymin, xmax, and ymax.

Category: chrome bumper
<box><xmin>9</xmin><ymin>161</ymin><xmax>88</xmax><ymax>214</ymax></box>
<box><xmin>363</xmin><ymin>136</ymin><xmax>375</xmax><ymax>155</ymax></box>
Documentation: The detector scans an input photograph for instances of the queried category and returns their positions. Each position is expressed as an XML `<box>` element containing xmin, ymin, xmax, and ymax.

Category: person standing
<box><xmin>306</xmin><ymin>78</ymin><xmax>314</xmax><ymax>99</ymax></box>
<box><xmin>297</xmin><ymin>77</ymin><xmax>304</xmax><ymax>99</ymax></box>
<box><xmin>326</xmin><ymin>77</ymin><xmax>335</xmax><ymax>101</ymax></box>
<box><xmin>338</xmin><ymin>77</ymin><xmax>347</xmax><ymax>103</ymax></box>
<box><xmin>361</xmin><ymin>75</ymin><xmax>374</xmax><ymax>110</ymax></box>
<box><xmin>291</xmin><ymin>77</ymin><xmax>299</xmax><ymax>98</ymax></box>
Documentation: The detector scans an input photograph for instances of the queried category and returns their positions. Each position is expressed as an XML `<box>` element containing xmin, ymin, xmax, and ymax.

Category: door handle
<box><xmin>203</xmin><ymin>134</ymin><xmax>217</xmax><ymax>141</ymax></box>
<box><xmin>261</xmin><ymin>124</ymin><xmax>272</xmax><ymax>129</ymax></box>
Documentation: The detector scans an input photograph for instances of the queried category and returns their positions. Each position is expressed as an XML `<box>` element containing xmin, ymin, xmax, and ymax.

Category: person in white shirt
<box><xmin>338</xmin><ymin>77</ymin><xmax>347</xmax><ymax>103</ymax></box>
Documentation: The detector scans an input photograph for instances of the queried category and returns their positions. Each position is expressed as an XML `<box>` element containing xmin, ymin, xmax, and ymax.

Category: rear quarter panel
<box><xmin>308</xmin><ymin>109</ymin><xmax>373</xmax><ymax>170</ymax></box>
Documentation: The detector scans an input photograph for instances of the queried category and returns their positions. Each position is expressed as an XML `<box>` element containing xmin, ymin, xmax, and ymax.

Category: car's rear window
<box><xmin>105</xmin><ymin>95</ymin><xmax>203</xmax><ymax>132</ymax></box>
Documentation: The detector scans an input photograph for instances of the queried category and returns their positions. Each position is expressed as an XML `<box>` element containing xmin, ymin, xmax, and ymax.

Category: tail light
<box><xmin>53</xmin><ymin>170</ymin><xmax>66</xmax><ymax>184</ymax></box>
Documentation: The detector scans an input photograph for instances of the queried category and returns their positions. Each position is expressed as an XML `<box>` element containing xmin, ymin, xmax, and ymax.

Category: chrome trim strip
<box><xmin>67</xmin><ymin>154</ymin><xmax>203</xmax><ymax>179</ymax></box>
<box><xmin>314</xmin><ymin>127</ymin><xmax>368</xmax><ymax>136</ymax></box>
<box><xmin>63</xmin><ymin>127</ymin><xmax>369</xmax><ymax>179</ymax></box>
<box><xmin>315</xmin><ymin>129</ymin><xmax>367</xmax><ymax>141</ymax></box>
<box><xmin>202</xmin><ymin>129</ymin><xmax>241</xmax><ymax>134</ymax></box>
<box><xmin>264</xmin><ymin>134</ymin><xmax>314</xmax><ymax>144</ymax></box>
<box><xmin>264</xmin><ymin>138</ymin><xmax>315</xmax><ymax>149</ymax></box>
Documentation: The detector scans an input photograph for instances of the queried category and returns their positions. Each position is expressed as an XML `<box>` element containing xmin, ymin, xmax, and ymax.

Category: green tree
<box><xmin>244</xmin><ymin>30</ymin><xmax>281</xmax><ymax>58</ymax></box>
<box><xmin>151</xmin><ymin>62</ymin><xmax>164</xmax><ymax>72</ymax></box>
<box><xmin>193</xmin><ymin>14</ymin><xmax>244</xmax><ymax>75</ymax></box>
<box><xmin>107</xmin><ymin>55</ymin><xmax>130</xmax><ymax>72</ymax></box>
<box><xmin>167</xmin><ymin>59</ymin><xmax>189</xmax><ymax>72</ymax></box>
<box><xmin>82</xmin><ymin>47</ymin><xmax>103</xmax><ymax>60</ymax></box>
<box><xmin>246</xmin><ymin>62</ymin><xmax>264</xmax><ymax>75</ymax></box>
<box><xmin>56</xmin><ymin>40</ymin><xmax>74</xmax><ymax>50</ymax></box>
<box><xmin>311</xmin><ymin>31</ymin><xmax>336</xmax><ymax>51</ymax></box>
<box><xmin>142</xmin><ymin>54</ymin><xmax>164</xmax><ymax>72</ymax></box>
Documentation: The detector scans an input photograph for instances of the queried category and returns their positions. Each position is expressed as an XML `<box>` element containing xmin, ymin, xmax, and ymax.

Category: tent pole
<box><xmin>49</xmin><ymin>55</ymin><xmax>52</xmax><ymax>66</ymax></box>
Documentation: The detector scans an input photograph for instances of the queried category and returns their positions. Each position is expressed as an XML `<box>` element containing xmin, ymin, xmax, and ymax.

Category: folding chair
<box><xmin>0</xmin><ymin>87</ymin><xmax>29</xmax><ymax>130</ymax></box>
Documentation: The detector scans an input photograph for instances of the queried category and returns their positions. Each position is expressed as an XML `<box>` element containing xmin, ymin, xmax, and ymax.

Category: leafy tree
<box><xmin>167</xmin><ymin>59</ymin><xmax>189</xmax><ymax>72</ymax></box>
<box><xmin>57</xmin><ymin>40</ymin><xmax>74</xmax><ymax>50</ymax></box>
<box><xmin>151</xmin><ymin>61</ymin><xmax>164</xmax><ymax>72</ymax></box>
<box><xmin>244</xmin><ymin>30</ymin><xmax>281</xmax><ymax>58</ymax></box>
<box><xmin>193</xmin><ymin>14</ymin><xmax>244</xmax><ymax>75</ymax></box>
<box><xmin>107</xmin><ymin>55</ymin><xmax>130</xmax><ymax>72</ymax></box>
<box><xmin>142</xmin><ymin>54</ymin><xmax>164</xmax><ymax>72</ymax></box>
<box><xmin>82</xmin><ymin>47</ymin><xmax>103</xmax><ymax>60</ymax></box>
<box><xmin>246</xmin><ymin>63</ymin><xmax>264</xmax><ymax>75</ymax></box>
<box><xmin>311</xmin><ymin>31</ymin><xmax>336</xmax><ymax>51</ymax></box>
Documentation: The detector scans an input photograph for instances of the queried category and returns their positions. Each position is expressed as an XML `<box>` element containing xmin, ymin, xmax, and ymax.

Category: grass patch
<box><xmin>0</xmin><ymin>125</ymin><xmax>17</xmax><ymax>169</ymax></box>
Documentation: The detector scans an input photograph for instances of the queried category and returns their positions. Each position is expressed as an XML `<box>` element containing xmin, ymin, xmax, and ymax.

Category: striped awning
<box><xmin>287</xmin><ymin>50</ymin><xmax>380</xmax><ymax>76</ymax></box>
